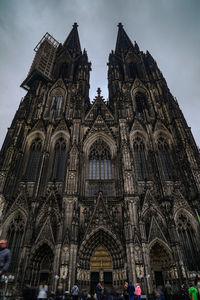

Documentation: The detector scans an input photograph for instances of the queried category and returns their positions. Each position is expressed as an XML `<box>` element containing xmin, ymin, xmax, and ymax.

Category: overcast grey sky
<box><xmin>0</xmin><ymin>0</ymin><xmax>200</xmax><ymax>148</ymax></box>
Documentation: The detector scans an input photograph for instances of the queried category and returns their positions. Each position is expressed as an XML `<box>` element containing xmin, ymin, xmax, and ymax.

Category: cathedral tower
<box><xmin>0</xmin><ymin>24</ymin><xmax>200</xmax><ymax>294</ymax></box>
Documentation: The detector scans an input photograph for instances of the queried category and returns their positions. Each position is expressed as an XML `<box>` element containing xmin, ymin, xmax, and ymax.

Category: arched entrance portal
<box><xmin>90</xmin><ymin>245</ymin><xmax>112</xmax><ymax>294</ymax></box>
<box><xmin>78</xmin><ymin>229</ymin><xmax>125</xmax><ymax>291</ymax></box>
<box><xmin>150</xmin><ymin>241</ymin><xmax>173</xmax><ymax>286</ymax></box>
<box><xmin>29</xmin><ymin>243</ymin><xmax>54</xmax><ymax>287</ymax></box>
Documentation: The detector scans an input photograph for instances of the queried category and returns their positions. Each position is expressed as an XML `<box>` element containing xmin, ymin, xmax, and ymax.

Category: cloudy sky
<box><xmin>0</xmin><ymin>0</ymin><xmax>199</xmax><ymax>148</ymax></box>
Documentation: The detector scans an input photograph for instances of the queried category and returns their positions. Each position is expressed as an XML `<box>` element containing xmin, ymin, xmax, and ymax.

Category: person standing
<box><xmin>164</xmin><ymin>281</ymin><xmax>172</xmax><ymax>300</ymax></box>
<box><xmin>71</xmin><ymin>283</ymin><xmax>79</xmax><ymax>300</ymax></box>
<box><xmin>123</xmin><ymin>282</ymin><xmax>129</xmax><ymax>300</ymax></box>
<box><xmin>188</xmin><ymin>283</ymin><xmax>198</xmax><ymax>300</ymax></box>
<box><xmin>38</xmin><ymin>282</ymin><xmax>48</xmax><ymax>300</ymax></box>
<box><xmin>56</xmin><ymin>285</ymin><xmax>64</xmax><ymax>300</ymax></box>
<box><xmin>135</xmin><ymin>284</ymin><xmax>142</xmax><ymax>300</ymax></box>
<box><xmin>127</xmin><ymin>282</ymin><xmax>135</xmax><ymax>300</ymax></box>
<box><xmin>0</xmin><ymin>239</ymin><xmax>11</xmax><ymax>278</ymax></box>
<box><xmin>180</xmin><ymin>283</ymin><xmax>189</xmax><ymax>300</ymax></box>
<box><xmin>96</xmin><ymin>282</ymin><xmax>102</xmax><ymax>300</ymax></box>
<box><xmin>22</xmin><ymin>283</ymin><xmax>37</xmax><ymax>300</ymax></box>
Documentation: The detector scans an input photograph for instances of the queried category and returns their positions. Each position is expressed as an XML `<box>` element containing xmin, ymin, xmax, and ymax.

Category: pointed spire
<box><xmin>63</xmin><ymin>23</ymin><xmax>81</xmax><ymax>55</ymax></box>
<box><xmin>115</xmin><ymin>23</ymin><xmax>134</xmax><ymax>54</ymax></box>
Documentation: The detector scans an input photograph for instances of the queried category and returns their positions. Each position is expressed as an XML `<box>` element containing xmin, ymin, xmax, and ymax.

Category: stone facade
<box><xmin>0</xmin><ymin>23</ymin><xmax>200</xmax><ymax>294</ymax></box>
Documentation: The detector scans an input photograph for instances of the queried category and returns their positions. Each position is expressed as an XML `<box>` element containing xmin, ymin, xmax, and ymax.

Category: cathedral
<box><xmin>0</xmin><ymin>23</ymin><xmax>200</xmax><ymax>294</ymax></box>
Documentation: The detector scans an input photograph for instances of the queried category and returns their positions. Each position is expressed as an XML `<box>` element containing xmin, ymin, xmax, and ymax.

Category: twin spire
<box><xmin>63</xmin><ymin>22</ymin><xmax>82</xmax><ymax>54</ymax></box>
<box><xmin>115</xmin><ymin>22</ymin><xmax>135</xmax><ymax>54</ymax></box>
<box><xmin>63</xmin><ymin>22</ymin><xmax>136</xmax><ymax>55</ymax></box>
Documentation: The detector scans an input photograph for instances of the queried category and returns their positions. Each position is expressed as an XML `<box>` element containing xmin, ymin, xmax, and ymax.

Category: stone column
<box><xmin>68</xmin><ymin>243</ymin><xmax>78</xmax><ymax>290</ymax></box>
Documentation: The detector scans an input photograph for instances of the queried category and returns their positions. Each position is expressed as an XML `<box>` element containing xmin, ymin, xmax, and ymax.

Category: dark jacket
<box><xmin>96</xmin><ymin>284</ymin><xmax>102</xmax><ymax>295</ymax></box>
<box><xmin>0</xmin><ymin>247</ymin><xmax>11</xmax><ymax>272</ymax></box>
<box><xmin>22</xmin><ymin>286</ymin><xmax>37</xmax><ymax>300</ymax></box>
<box><xmin>127</xmin><ymin>284</ymin><xmax>135</xmax><ymax>296</ymax></box>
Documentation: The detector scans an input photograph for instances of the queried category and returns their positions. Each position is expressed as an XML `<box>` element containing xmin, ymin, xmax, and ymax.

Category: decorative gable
<box><xmin>85</xmin><ymin>115</ymin><xmax>114</xmax><ymax>140</ymax></box>
<box><xmin>54</xmin><ymin>119</ymin><xmax>70</xmax><ymax>135</ymax></box>
<box><xmin>148</xmin><ymin>216</ymin><xmax>167</xmax><ymax>243</ymax></box>
<box><xmin>84</xmin><ymin>192</ymin><xmax>114</xmax><ymax>236</ymax></box>
<box><xmin>173</xmin><ymin>190</ymin><xmax>192</xmax><ymax>215</ymax></box>
<box><xmin>31</xmin><ymin>119</ymin><xmax>46</xmax><ymax>133</ymax></box>
<box><xmin>85</xmin><ymin>96</ymin><xmax>114</xmax><ymax>122</ymax></box>
<box><xmin>35</xmin><ymin>217</ymin><xmax>55</xmax><ymax>244</ymax></box>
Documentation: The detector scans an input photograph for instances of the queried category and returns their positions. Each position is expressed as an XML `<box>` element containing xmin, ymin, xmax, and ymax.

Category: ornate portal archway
<box><xmin>28</xmin><ymin>243</ymin><xmax>54</xmax><ymax>287</ymax></box>
<box><xmin>149</xmin><ymin>240</ymin><xmax>174</xmax><ymax>286</ymax></box>
<box><xmin>78</xmin><ymin>229</ymin><xmax>125</xmax><ymax>290</ymax></box>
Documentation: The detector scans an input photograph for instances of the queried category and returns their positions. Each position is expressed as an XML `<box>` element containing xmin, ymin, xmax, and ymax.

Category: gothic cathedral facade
<box><xmin>0</xmin><ymin>23</ymin><xmax>200</xmax><ymax>293</ymax></box>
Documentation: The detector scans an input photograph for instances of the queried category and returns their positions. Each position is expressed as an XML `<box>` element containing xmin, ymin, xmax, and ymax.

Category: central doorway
<box><xmin>150</xmin><ymin>241</ymin><xmax>173</xmax><ymax>287</ymax></box>
<box><xmin>90</xmin><ymin>245</ymin><xmax>113</xmax><ymax>293</ymax></box>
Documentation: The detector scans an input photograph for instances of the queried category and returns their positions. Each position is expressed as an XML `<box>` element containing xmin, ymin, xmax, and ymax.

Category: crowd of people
<box><xmin>11</xmin><ymin>277</ymin><xmax>198</xmax><ymax>300</ymax></box>
<box><xmin>0</xmin><ymin>242</ymin><xmax>200</xmax><ymax>300</ymax></box>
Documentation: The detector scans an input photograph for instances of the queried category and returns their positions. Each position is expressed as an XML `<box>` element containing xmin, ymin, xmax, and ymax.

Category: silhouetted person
<box><xmin>22</xmin><ymin>283</ymin><xmax>37</xmax><ymax>300</ymax></box>
<box><xmin>127</xmin><ymin>282</ymin><xmax>135</xmax><ymax>300</ymax></box>
<box><xmin>71</xmin><ymin>283</ymin><xmax>79</xmax><ymax>300</ymax></box>
<box><xmin>96</xmin><ymin>283</ymin><xmax>102</xmax><ymax>300</ymax></box>
<box><xmin>0</xmin><ymin>239</ymin><xmax>11</xmax><ymax>278</ymax></box>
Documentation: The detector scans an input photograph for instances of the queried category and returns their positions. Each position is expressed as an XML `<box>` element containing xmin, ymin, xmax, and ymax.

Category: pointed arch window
<box><xmin>26</xmin><ymin>138</ymin><xmax>42</xmax><ymax>181</ymax></box>
<box><xmin>158</xmin><ymin>137</ymin><xmax>173</xmax><ymax>180</ymax></box>
<box><xmin>177</xmin><ymin>214</ymin><xmax>200</xmax><ymax>270</ymax></box>
<box><xmin>89</xmin><ymin>139</ymin><xmax>112</xmax><ymax>180</ymax></box>
<box><xmin>52</xmin><ymin>138</ymin><xmax>66</xmax><ymax>181</ymax></box>
<box><xmin>7</xmin><ymin>213</ymin><xmax>25</xmax><ymax>272</ymax></box>
<box><xmin>51</xmin><ymin>95</ymin><xmax>63</xmax><ymax>118</ymax></box>
<box><xmin>135</xmin><ymin>92</ymin><xmax>148</xmax><ymax>114</ymax></box>
<box><xmin>128</xmin><ymin>62</ymin><xmax>138</xmax><ymax>79</ymax></box>
<box><xmin>133</xmin><ymin>136</ymin><xmax>148</xmax><ymax>180</ymax></box>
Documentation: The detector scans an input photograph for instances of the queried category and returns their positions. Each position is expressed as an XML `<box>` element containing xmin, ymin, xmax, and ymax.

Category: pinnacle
<box><xmin>115</xmin><ymin>23</ymin><xmax>135</xmax><ymax>54</ymax></box>
<box><xmin>97</xmin><ymin>88</ymin><xmax>101</xmax><ymax>97</ymax></box>
<box><xmin>63</xmin><ymin>23</ymin><xmax>81</xmax><ymax>54</ymax></box>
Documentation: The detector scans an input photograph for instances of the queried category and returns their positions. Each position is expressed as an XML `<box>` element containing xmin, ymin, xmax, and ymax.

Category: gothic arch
<box><xmin>29</xmin><ymin>242</ymin><xmax>54</xmax><ymax>286</ymax></box>
<box><xmin>22</xmin><ymin>132</ymin><xmax>44</xmax><ymax>179</ymax></box>
<box><xmin>131</xmin><ymin>82</ymin><xmax>150</xmax><ymax>114</ymax></box>
<box><xmin>175</xmin><ymin>209</ymin><xmax>200</xmax><ymax>270</ymax></box>
<box><xmin>153</xmin><ymin>129</ymin><xmax>173</xmax><ymax>146</ymax></box>
<box><xmin>50</xmin><ymin>131</ymin><xmax>70</xmax><ymax>148</ymax></box>
<box><xmin>142</xmin><ymin>207</ymin><xmax>167</xmax><ymax>242</ymax></box>
<box><xmin>79</xmin><ymin>228</ymin><xmax>124</xmax><ymax>270</ymax></box>
<box><xmin>45</xmin><ymin>85</ymin><xmax>66</xmax><ymax>118</ymax></box>
<box><xmin>83</xmin><ymin>136</ymin><xmax>116</xmax><ymax>197</ymax></box>
<box><xmin>149</xmin><ymin>238</ymin><xmax>174</xmax><ymax>278</ymax></box>
<box><xmin>25</xmin><ymin>131</ymin><xmax>45</xmax><ymax>150</ymax></box>
<box><xmin>31</xmin><ymin>239</ymin><xmax>55</xmax><ymax>256</ymax></box>
<box><xmin>48</xmin><ymin>134</ymin><xmax>69</xmax><ymax>182</ymax></box>
<box><xmin>2</xmin><ymin>209</ymin><xmax>27</xmax><ymax>237</ymax></box>
<box><xmin>131</xmin><ymin>135</ymin><xmax>149</xmax><ymax>180</ymax></box>
<box><xmin>149</xmin><ymin>238</ymin><xmax>172</xmax><ymax>255</ymax></box>
<box><xmin>174</xmin><ymin>208</ymin><xmax>199</xmax><ymax>231</ymax></box>
<box><xmin>130</xmin><ymin>130</ymin><xmax>148</xmax><ymax>149</ymax></box>
<box><xmin>48</xmin><ymin>86</ymin><xmax>66</xmax><ymax>97</ymax></box>
<box><xmin>3</xmin><ymin>211</ymin><xmax>26</xmax><ymax>272</ymax></box>
<box><xmin>155</xmin><ymin>135</ymin><xmax>174</xmax><ymax>180</ymax></box>
<box><xmin>83</xmin><ymin>133</ymin><xmax>117</xmax><ymax>159</ymax></box>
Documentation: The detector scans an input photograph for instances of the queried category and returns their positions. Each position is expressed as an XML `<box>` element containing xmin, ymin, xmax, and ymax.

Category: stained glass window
<box><xmin>51</xmin><ymin>95</ymin><xmax>63</xmax><ymax>118</ymax></box>
<box><xmin>26</xmin><ymin>138</ymin><xmax>42</xmax><ymax>181</ymax></box>
<box><xmin>52</xmin><ymin>138</ymin><xmax>66</xmax><ymax>181</ymax></box>
<box><xmin>89</xmin><ymin>139</ymin><xmax>112</xmax><ymax>180</ymax></box>
<box><xmin>7</xmin><ymin>214</ymin><xmax>25</xmax><ymax>272</ymax></box>
<box><xmin>135</xmin><ymin>93</ymin><xmax>148</xmax><ymax>114</ymax></box>
<box><xmin>158</xmin><ymin>137</ymin><xmax>173</xmax><ymax>180</ymax></box>
<box><xmin>133</xmin><ymin>136</ymin><xmax>148</xmax><ymax>180</ymax></box>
